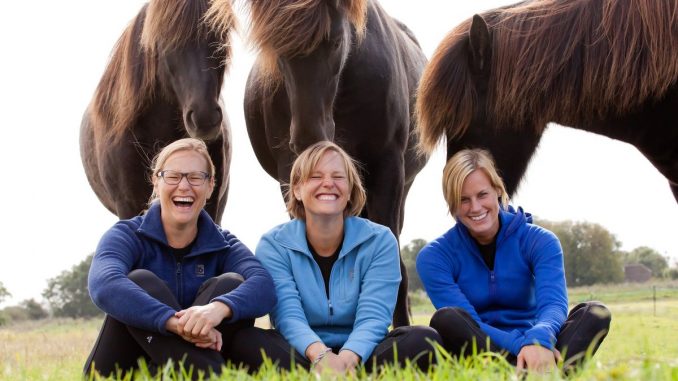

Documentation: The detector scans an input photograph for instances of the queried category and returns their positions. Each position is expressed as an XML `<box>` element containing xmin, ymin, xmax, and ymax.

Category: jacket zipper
<box><xmin>176</xmin><ymin>260</ymin><xmax>183</xmax><ymax>306</ymax></box>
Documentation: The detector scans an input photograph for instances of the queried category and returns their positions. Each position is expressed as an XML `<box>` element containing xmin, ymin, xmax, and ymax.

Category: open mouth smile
<box><xmin>470</xmin><ymin>212</ymin><xmax>488</xmax><ymax>221</ymax></box>
<box><xmin>172</xmin><ymin>196</ymin><xmax>195</xmax><ymax>208</ymax></box>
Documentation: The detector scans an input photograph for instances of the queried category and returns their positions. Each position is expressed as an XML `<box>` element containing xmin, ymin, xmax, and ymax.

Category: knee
<box><xmin>128</xmin><ymin>269</ymin><xmax>162</xmax><ymax>288</ymax></box>
<box><xmin>214</xmin><ymin>272</ymin><xmax>244</xmax><ymax>292</ymax></box>
<box><xmin>430</xmin><ymin>307</ymin><xmax>472</xmax><ymax>331</ymax></box>
<box><xmin>580</xmin><ymin>301</ymin><xmax>612</xmax><ymax>331</ymax></box>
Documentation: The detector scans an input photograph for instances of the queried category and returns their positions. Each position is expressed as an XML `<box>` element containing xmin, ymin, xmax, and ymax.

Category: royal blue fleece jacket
<box><xmin>416</xmin><ymin>207</ymin><xmax>567</xmax><ymax>355</ymax></box>
<box><xmin>88</xmin><ymin>202</ymin><xmax>276</xmax><ymax>334</ymax></box>
<box><xmin>256</xmin><ymin>217</ymin><xmax>400</xmax><ymax>362</ymax></box>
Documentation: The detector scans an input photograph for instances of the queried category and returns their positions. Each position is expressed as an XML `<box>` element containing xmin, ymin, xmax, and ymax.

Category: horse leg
<box><xmin>364</xmin><ymin>156</ymin><xmax>409</xmax><ymax>327</ymax></box>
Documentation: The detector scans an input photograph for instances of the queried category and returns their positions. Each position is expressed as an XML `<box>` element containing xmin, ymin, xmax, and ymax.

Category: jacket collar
<box><xmin>136</xmin><ymin>202</ymin><xmax>229</xmax><ymax>255</ymax></box>
<box><xmin>273</xmin><ymin>216</ymin><xmax>378</xmax><ymax>258</ymax></box>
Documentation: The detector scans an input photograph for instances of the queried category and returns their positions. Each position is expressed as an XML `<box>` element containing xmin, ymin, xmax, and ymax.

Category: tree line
<box><xmin>1</xmin><ymin>217</ymin><xmax>676</xmax><ymax>323</ymax></box>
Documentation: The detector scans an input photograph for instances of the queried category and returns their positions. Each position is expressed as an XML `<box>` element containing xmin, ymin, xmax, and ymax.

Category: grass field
<box><xmin>2</xmin><ymin>283</ymin><xmax>678</xmax><ymax>380</ymax></box>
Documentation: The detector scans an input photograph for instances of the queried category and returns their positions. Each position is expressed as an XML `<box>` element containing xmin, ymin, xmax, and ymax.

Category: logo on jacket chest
<box><xmin>195</xmin><ymin>264</ymin><xmax>205</xmax><ymax>277</ymax></box>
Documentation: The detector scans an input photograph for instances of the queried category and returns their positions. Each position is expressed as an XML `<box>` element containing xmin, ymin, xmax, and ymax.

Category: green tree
<box><xmin>42</xmin><ymin>254</ymin><xmax>101</xmax><ymax>318</ymax></box>
<box><xmin>21</xmin><ymin>298</ymin><xmax>49</xmax><ymax>320</ymax></box>
<box><xmin>624</xmin><ymin>246</ymin><xmax>668</xmax><ymax>277</ymax></box>
<box><xmin>535</xmin><ymin>219</ymin><xmax>624</xmax><ymax>287</ymax></box>
<box><xmin>0</xmin><ymin>281</ymin><xmax>10</xmax><ymax>305</ymax></box>
<box><xmin>401</xmin><ymin>238</ymin><xmax>427</xmax><ymax>292</ymax></box>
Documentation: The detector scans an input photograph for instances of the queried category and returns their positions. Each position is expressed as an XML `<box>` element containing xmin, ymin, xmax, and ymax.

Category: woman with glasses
<box><xmin>84</xmin><ymin>138</ymin><xmax>276</xmax><ymax>377</ymax></box>
<box><xmin>230</xmin><ymin>141</ymin><xmax>441</xmax><ymax>374</ymax></box>
<box><xmin>416</xmin><ymin>148</ymin><xmax>611</xmax><ymax>373</ymax></box>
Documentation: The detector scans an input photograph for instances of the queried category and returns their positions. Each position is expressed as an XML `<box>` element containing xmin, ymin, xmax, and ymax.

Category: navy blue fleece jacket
<box><xmin>88</xmin><ymin>203</ymin><xmax>276</xmax><ymax>334</ymax></box>
<box><xmin>416</xmin><ymin>207</ymin><xmax>567</xmax><ymax>355</ymax></box>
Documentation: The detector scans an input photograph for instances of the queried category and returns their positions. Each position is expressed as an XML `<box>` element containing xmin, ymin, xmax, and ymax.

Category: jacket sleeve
<box><xmin>256</xmin><ymin>234</ymin><xmax>321</xmax><ymax>358</ymax></box>
<box><xmin>416</xmin><ymin>239</ymin><xmax>525</xmax><ymax>354</ymax></box>
<box><xmin>342</xmin><ymin>228</ymin><xmax>401</xmax><ymax>361</ymax></box>
<box><xmin>211</xmin><ymin>230</ymin><xmax>277</xmax><ymax>322</ymax></box>
<box><xmin>88</xmin><ymin>223</ymin><xmax>176</xmax><ymax>334</ymax></box>
<box><xmin>520</xmin><ymin>228</ymin><xmax>568</xmax><ymax>350</ymax></box>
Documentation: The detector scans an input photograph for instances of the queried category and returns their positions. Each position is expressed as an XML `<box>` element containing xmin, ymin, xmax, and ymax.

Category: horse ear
<box><xmin>468</xmin><ymin>14</ymin><xmax>492</xmax><ymax>76</ymax></box>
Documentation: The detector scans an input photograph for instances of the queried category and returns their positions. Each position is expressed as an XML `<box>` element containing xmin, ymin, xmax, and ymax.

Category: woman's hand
<box><xmin>175</xmin><ymin>301</ymin><xmax>232</xmax><ymax>340</ymax></box>
<box><xmin>164</xmin><ymin>314</ymin><xmax>224</xmax><ymax>351</ymax></box>
<box><xmin>516</xmin><ymin>345</ymin><xmax>561</xmax><ymax>374</ymax></box>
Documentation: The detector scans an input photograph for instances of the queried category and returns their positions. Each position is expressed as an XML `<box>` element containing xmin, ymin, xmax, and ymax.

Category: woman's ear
<box><xmin>293</xmin><ymin>186</ymin><xmax>301</xmax><ymax>201</ymax></box>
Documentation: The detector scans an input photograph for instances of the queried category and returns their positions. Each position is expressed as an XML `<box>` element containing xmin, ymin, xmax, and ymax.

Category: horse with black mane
<box><xmin>243</xmin><ymin>0</ymin><xmax>428</xmax><ymax>327</ymax></box>
<box><xmin>80</xmin><ymin>0</ymin><xmax>235</xmax><ymax>221</ymax></box>
<box><xmin>417</xmin><ymin>0</ymin><xmax>678</xmax><ymax>202</ymax></box>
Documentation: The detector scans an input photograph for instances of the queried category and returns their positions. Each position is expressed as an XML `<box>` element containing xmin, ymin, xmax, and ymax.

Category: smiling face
<box><xmin>457</xmin><ymin>169</ymin><xmax>501</xmax><ymax>245</ymax></box>
<box><xmin>153</xmin><ymin>150</ymin><xmax>215</xmax><ymax>229</ymax></box>
<box><xmin>293</xmin><ymin>150</ymin><xmax>350</xmax><ymax>223</ymax></box>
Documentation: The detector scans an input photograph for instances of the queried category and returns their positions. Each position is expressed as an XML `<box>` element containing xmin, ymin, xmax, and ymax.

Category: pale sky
<box><xmin>1</xmin><ymin>0</ymin><xmax>676</xmax><ymax>306</ymax></box>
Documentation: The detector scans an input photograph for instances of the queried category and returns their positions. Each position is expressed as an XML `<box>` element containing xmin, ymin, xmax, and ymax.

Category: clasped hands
<box><xmin>306</xmin><ymin>342</ymin><xmax>360</xmax><ymax>374</ymax></box>
<box><xmin>165</xmin><ymin>301</ymin><xmax>232</xmax><ymax>351</ymax></box>
<box><xmin>516</xmin><ymin>344</ymin><xmax>562</xmax><ymax>374</ymax></box>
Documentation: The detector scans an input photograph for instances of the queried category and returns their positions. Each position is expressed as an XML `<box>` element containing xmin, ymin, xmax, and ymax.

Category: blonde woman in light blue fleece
<box><xmin>230</xmin><ymin>141</ymin><xmax>440</xmax><ymax>374</ymax></box>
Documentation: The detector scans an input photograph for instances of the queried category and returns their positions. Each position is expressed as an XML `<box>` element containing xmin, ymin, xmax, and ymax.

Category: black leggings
<box><xmin>229</xmin><ymin>325</ymin><xmax>442</xmax><ymax>372</ymax></box>
<box><xmin>430</xmin><ymin>301</ymin><xmax>611</xmax><ymax>368</ymax></box>
<box><xmin>83</xmin><ymin>269</ymin><xmax>253</xmax><ymax>377</ymax></box>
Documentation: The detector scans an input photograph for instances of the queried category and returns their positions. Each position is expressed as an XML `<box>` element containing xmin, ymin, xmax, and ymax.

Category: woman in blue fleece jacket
<box><xmin>84</xmin><ymin>138</ymin><xmax>276</xmax><ymax>377</ymax></box>
<box><xmin>417</xmin><ymin>149</ymin><xmax>610</xmax><ymax>373</ymax></box>
<box><xmin>231</xmin><ymin>141</ymin><xmax>440</xmax><ymax>374</ymax></box>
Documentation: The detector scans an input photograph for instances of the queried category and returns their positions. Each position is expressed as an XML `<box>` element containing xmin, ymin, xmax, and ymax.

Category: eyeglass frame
<box><xmin>156</xmin><ymin>170</ymin><xmax>212</xmax><ymax>186</ymax></box>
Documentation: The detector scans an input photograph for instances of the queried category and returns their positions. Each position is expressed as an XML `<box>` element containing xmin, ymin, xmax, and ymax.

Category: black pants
<box><xmin>230</xmin><ymin>325</ymin><xmax>442</xmax><ymax>372</ymax></box>
<box><xmin>84</xmin><ymin>269</ymin><xmax>253</xmax><ymax>377</ymax></box>
<box><xmin>430</xmin><ymin>301</ymin><xmax>611</xmax><ymax>368</ymax></box>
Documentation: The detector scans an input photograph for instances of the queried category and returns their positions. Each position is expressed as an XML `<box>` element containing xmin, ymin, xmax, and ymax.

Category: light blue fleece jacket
<box><xmin>416</xmin><ymin>206</ymin><xmax>568</xmax><ymax>355</ymax></box>
<box><xmin>256</xmin><ymin>217</ymin><xmax>400</xmax><ymax>361</ymax></box>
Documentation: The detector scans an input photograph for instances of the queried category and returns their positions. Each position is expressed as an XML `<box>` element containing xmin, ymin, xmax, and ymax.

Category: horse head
<box><xmin>417</xmin><ymin>14</ymin><xmax>542</xmax><ymax>197</ymax></box>
<box><xmin>279</xmin><ymin>3</ymin><xmax>353</xmax><ymax>154</ymax></box>
<box><xmin>142</xmin><ymin>0</ymin><xmax>231</xmax><ymax>142</ymax></box>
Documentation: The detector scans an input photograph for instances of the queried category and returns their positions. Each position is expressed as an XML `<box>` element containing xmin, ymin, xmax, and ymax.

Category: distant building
<box><xmin>624</xmin><ymin>263</ymin><xmax>652</xmax><ymax>283</ymax></box>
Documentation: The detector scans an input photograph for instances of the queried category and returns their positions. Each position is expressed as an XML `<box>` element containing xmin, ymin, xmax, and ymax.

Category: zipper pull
<box><xmin>329</xmin><ymin>300</ymin><xmax>334</xmax><ymax>316</ymax></box>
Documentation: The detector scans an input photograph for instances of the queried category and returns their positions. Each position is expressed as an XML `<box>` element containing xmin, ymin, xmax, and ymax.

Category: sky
<box><xmin>1</xmin><ymin>0</ymin><xmax>676</xmax><ymax>306</ymax></box>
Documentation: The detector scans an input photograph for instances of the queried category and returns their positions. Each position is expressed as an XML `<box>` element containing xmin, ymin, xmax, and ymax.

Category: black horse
<box><xmin>417</xmin><ymin>0</ymin><xmax>678</xmax><ymax>202</ymax></box>
<box><xmin>80</xmin><ymin>0</ymin><xmax>235</xmax><ymax>221</ymax></box>
<box><xmin>244</xmin><ymin>0</ymin><xmax>428</xmax><ymax>327</ymax></box>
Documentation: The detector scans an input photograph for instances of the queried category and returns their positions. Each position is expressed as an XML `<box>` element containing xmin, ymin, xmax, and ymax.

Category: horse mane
<box><xmin>90</xmin><ymin>0</ymin><xmax>235</xmax><ymax>144</ymax></box>
<box><xmin>417</xmin><ymin>0</ymin><xmax>678</xmax><ymax>154</ymax></box>
<box><xmin>246</xmin><ymin>0</ymin><xmax>367</xmax><ymax>84</ymax></box>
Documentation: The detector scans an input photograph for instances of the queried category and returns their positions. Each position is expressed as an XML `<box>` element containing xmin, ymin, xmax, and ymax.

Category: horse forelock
<box><xmin>416</xmin><ymin>18</ymin><xmax>477</xmax><ymax>155</ymax></box>
<box><xmin>489</xmin><ymin>0</ymin><xmax>678</xmax><ymax>129</ymax></box>
<box><xmin>142</xmin><ymin>0</ymin><xmax>234</xmax><ymax>55</ymax></box>
<box><xmin>248</xmin><ymin>0</ymin><xmax>367</xmax><ymax>84</ymax></box>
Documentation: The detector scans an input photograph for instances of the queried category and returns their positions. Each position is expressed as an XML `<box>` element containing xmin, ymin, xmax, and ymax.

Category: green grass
<box><xmin>2</xmin><ymin>292</ymin><xmax>678</xmax><ymax>380</ymax></box>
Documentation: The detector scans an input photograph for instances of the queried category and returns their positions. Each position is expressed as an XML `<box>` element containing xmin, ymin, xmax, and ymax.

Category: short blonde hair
<box><xmin>442</xmin><ymin>148</ymin><xmax>509</xmax><ymax>217</ymax></box>
<box><xmin>148</xmin><ymin>138</ymin><xmax>216</xmax><ymax>204</ymax></box>
<box><xmin>286</xmin><ymin>141</ymin><xmax>366</xmax><ymax>220</ymax></box>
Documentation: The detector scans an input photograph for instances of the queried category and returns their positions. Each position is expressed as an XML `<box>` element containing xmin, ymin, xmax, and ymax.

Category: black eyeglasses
<box><xmin>157</xmin><ymin>170</ymin><xmax>211</xmax><ymax>186</ymax></box>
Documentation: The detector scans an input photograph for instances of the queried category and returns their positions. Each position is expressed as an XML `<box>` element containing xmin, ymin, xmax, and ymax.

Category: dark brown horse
<box><xmin>417</xmin><ymin>0</ymin><xmax>678</xmax><ymax>202</ymax></box>
<box><xmin>244</xmin><ymin>0</ymin><xmax>428</xmax><ymax>326</ymax></box>
<box><xmin>80</xmin><ymin>0</ymin><xmax>235</xmax><ymax>221</ymax></box>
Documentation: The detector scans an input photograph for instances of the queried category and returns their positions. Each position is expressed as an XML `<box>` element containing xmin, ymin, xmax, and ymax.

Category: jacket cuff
<box><xmin>156</xmin><ymin>309</ymin><xmax>177</xmax><ymax>335</ymax></box>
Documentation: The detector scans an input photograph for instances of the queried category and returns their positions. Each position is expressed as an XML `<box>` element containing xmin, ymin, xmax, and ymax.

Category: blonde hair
<box><xmin>442</xmin><ymin>148</ymin><xmax>509</xmax><ymax>217</ymax></box>
<box><xmin>286</xmin><ymin>141</ymin><xmax>366</xmax><ymax>220</ymax></box>
<box><xmin>148</xmin><ymin>138</ymin><xmax>215</xmax><ymax>204</ymax></box>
